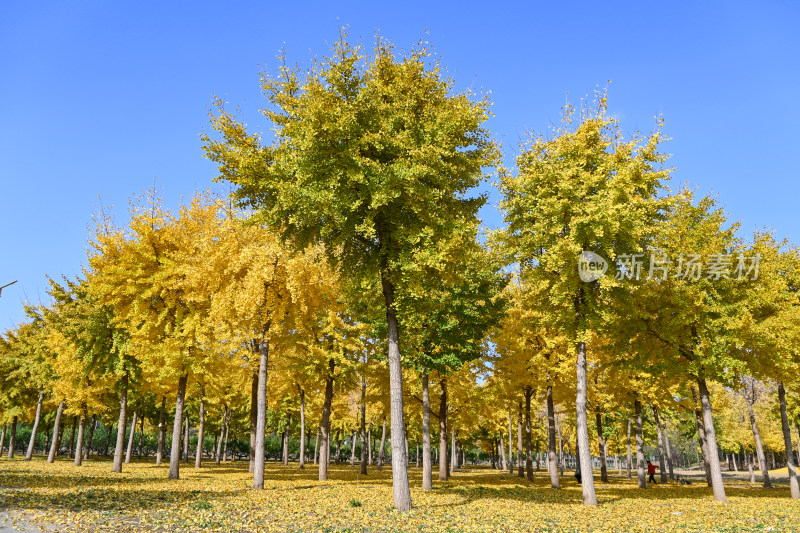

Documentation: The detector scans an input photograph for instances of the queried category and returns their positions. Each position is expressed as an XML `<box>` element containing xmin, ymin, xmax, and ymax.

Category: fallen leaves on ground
<box><xmin>0</xmin><ymin>458</ymin><xmax>797</xmax><ymax>532</ymax></box>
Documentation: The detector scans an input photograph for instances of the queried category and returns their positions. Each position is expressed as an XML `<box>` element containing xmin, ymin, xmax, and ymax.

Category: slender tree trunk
<box><xmin>125</xmin><ymin>411</ymin><xmax>138</xmax><ymax>464</ymax></box>
<box><xmin>499</xmin><ymin>432</ymin><xmax>507</xmax><ymax>471</ymax></box>
<box><xmin>748</xmin><ymin>451</ymin><xmax>755</xmax><ymax>483</ymax></box>
<box><xmin>778</xmin><ymin>383</ymin><xmax>800</xmax><ymax>498</ymax></box>
<box><xmin>104</xmin><ymin>424</ymin><xmax>113</xmax><ymax>457</ymax></box>
<box><xmin>169</xmin><ymin>374</ymin><xmax>188</xmax><ymax>480</ymax></box>
<box><xmin>691</xmin><ymin>386</ymin><xmax>712</xmax><ymax>486</ymax></box>
<box><xmin>85</xmin><ymin>415</ymin><xmax>96</xmax><ymax>460</ymax></box>
<box><xmin>556</xmin><ymin>413</ymin><xmax>564</xmax><ymax>476</ymax></box>
<box><xmin>575</xmin><ymin>340</ymin><xmax>597</xmax><ymax>505</ymax></box>
<box><xmin>663</xmin><ymin>419</ymin><xmax>674</xmax><ymax>480</ymax></box>
<box><xmin>314</xmin><ymin>427</ymin><xmax>320</xmax><ymax>465</ymax></box>
<box><xmin>335</xmin><ymin>430</ymin><xmax>342</xmax><ymax>464</ymax></box>
<box><xmin>380</xmin><ymin>271</ymin><xmax>412</xmax><ymax>511</ymax></box>
<box><xmin>547</xmin><ymin>385</ymin><xmax>560</xmax><ymax>488</ymax></box>
<box><xmin>732</xmin><ymin>452</ymin><xmax>738</xmax><ymax>471</ymax></box>
<box><xmin>222</xmin><ymin>408</ymin><xmax>231</xmax><ymax>462</ymax></box>
<box><xmin>747</xmin><ymin>395</ymin><xmax>771</xmax><ymax>488</ymax></box>
<box><xmin>156</xmin><ymin>396</ymin><xmax>166</xmax><ymax>465</ymax></box>
<box><xmin>215</xmin><ymin>409</ymin><xmax>225</xmax><ymax>464</ymax></box>
<box><xmin>635</xmin><ymin>398</ymin><xmax>646</xmax><ymax>489</ymax></box>
<box><xmin>299</xmin><ymin>388</ymin><xmax>306</xmax><ymax>469</ymax></box>
<box><xmin>249</xmin><ymin>370</ymin><xmax>258</xmax><ymax>473</ymax></box>
<box><xmin>138</xmin><ymin>414</ymin><xmax>145</xmax><ymax>457</ymax></box>
<box><xmin>0</xmin><ymin>424</ymin><xmax>5</xmax><ymax>457</ymax></box>
<box><xmin>252</xmin><ymin>338</ymin><xmax>269</xmax><ymax>488</ymax></box>
<box><xmin>74</xmin><ymin>409</ymin><xmax>87</xmax><ymax>466</ymax></box>
<box><xmin>626</xmin><ymin>418</ymin><xmax>632</xmax><ymax>479</ymax></box>
<box><xmin>195</xmin><ymin>385</ymin><xmax>206</xmax><ymax>468</ymax></box>
<box><xmin>360</xmin><ymin>374</ymin><xmax>367</xmax><ymax>475</ymax></box>
<box><xmin>377</xmin><ymin>415</ymin><xmax>386</xmax><ymax>471</ymax></box>
<box><xmin>422</xmin><ymin>372</ymin><xmax>432</xmax><ymax>489</ymax></box>
<box><xmin>6</xmin><ymin>416</ymin><xmax>17</xmax><ymax>458</ymax></box>
<box><xmin>524</xmin><ymin>388</ymin><xmax>533</xmax><ymax>481</ymax></box>
<box><xmin>319</xmin><ymin>358</ymin><xmax>334</xmax><ymax>481</ymax></box>
<box><xmin>652</xmin><ymin>406</ymin><xmax>667</xmax><ymax>482</ymax></box>
<box><xmin>183</xmin><ymin>416</ymin><xmax>189</xmax><ymax>462</ymax></box>
<box><xmin>368</xmin><ymin>426</ymin><xmax>373</xmax><ymax>466</ymax></box>
<box><xmin>24</xmin><ymin>391</ymin><xmax>45</xmax><ymax>461</ymax></box>
<box><xmin>595</xmin><ymin>412</ymin><xmax>608</xmax><ymax>482</ymax></box>
<box><xmin>697</xmin><ymin>377</ymin><xmax>727</xmax><ymax>502</ymax></box>
<box><xmin>508</xmin><ymin>411</ymin><xmax>514</xmax><ymax>474</ymax></box>
<box><xmin>517</xmin><ymin>404</ymin><xmax>524</xmax><ymax>478</ymax></box>
<box><xmin>113</xmin><ymin>372</ymin><xmax>129</xmax><ymax>473</ymax></box>
<box><xmin>796</xmin><ymin>421</ymin><xmax>800</xmax><ymax>467</ymax></box>
<box><xmin>67</xmin><ymin>416</ymin><xmax>76</xmax><ymax>459</ymax></box>
<box><xmin>450</xmin><ymin>428</ymin><xmax>456</xmax><ymax>472</ymax></box>
<box><xmin>438</xmin><ymin>377</ymin><xmax>448</xmax><ymax>481</ymax></box>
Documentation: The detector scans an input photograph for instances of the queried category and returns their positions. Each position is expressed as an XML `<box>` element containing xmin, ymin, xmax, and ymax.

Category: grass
<box><xmin>0</xmin><ymin>457</ymin><xmax>798</xmax><ymax>532</ymax></box>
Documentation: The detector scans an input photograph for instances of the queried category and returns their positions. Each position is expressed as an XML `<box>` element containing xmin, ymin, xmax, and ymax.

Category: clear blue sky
<box><xmin>2</xmin><ymin>1</ymin><xmax>798</xmax><ymax>330</ymax></box>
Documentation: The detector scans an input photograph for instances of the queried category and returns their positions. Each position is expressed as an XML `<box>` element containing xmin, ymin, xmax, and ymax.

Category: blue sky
<box><xmin>1</xmin><ymin>1</ymin><xmax>798</xmax><ymax>330</ymax></box>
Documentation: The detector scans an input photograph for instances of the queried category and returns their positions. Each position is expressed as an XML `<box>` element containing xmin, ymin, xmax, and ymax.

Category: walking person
<box><xmin>647</xmin><ymin>460</ymin><xmax>659</xmax><ymax>484</ymax></box>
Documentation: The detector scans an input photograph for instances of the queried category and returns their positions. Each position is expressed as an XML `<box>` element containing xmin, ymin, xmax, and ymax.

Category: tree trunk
<box><xmin>380</xmin><ymin>271</ymin><xmax>412</xmax><ymax>511</ymax></box>
<box><xmin>748</xmin><ymin>451</ymin><xmax>755</xmax><ymax>483</ymax></box>
<box><xmin>74</xmin><ymin>409</ymin><xmax>87</xmax><ymax>466</ymax></box>
<box><xmin>546</xmin><ymin>385</ymin><xmax>560</xmax><ymax>488</ymax></box>
<box><xmin>635</xmin><ymin>398</ymin><xmax>646</xmax><ymax>489</ymax></box>
<box><xmin>314</xmin><ymin>427</ymin><xmax>320</xmax><ymax>465</ymax></box>
<box><xmin>0</xmin><ymin>424</ymin><xmax>5</xmax><ymax>457</ymax></box>
<box><xmin>747</xmin><ymin>393</ymin><xmax>771</xmax><ymax>488</ymax></box>
<box><xmin>556</xmin><ymin>413</ymin><xmax>564</xmax><ymax>476</ymax></box>
<box><xmin>252</xmin><ymin>337</ymin><xmax>270</xmax><ymax>487</ymax></box>
<box><xmin>318</xmin><ymin>357</ymin><xmax>334</xmax><ymax>481</ymax></box>
<box><xmin>156</xmin><ymin>396</ymin><xmax>166</xmax><ymax>465</ymax></box>
<box><xmin>575</xmin><ymin>340</ymin><xmax>597</xmax><ymax>505</ymax></box>
<box><xmin>517</xmin><ymin>404</ymin><xmax>524</xmax><ymax>477</ymax></box>
<box><xmin>652</xmin><ymin>406</ymin><xmax>667</xmax><ymax>482</ymax></box>
<box><xmin>508</xmin><ymin>411</ymin><xmax>514</xmax><ymax>474</ymax></box>
<box><xmin>249</xmin><ymin>367</ymin><xmax>258</xmax><ymax>473</ymax></box>
<box><xmin>595</xmin><ymin>412</ymin><xmax>608</xmax><ymax>482</ymax></box>
<box><xmin>169</xmin><ymin>374</ymin><xmax>188</xmax><ymax>480</ymax></box>
<box><xmin>663</xmin><ymin>419</ymin><xmax>674</xmax><ymax>480</ymax></box>
<box><xmin>6</xmin><ymin>416</ymin><xmax>18</xmax><ymax>458</ymax></box>
<box><xmin>422</xmin><ymin>372</ymin><xmax>432</xmax><ymax>490</ymax></box>
<box><xmin>450</xmin><ymin>428</ymin><xmax>456</xmax><ymax>472</ymax></box>
<box><xmin>113</xmin><ymin>372</ymin><xmax>129</xmax><ymax>473</ymax></box>
<box><xmin>183</xmin><ymin>416</ymin><xmax>190</xmax><ymax>462</ymax></box>
<box><xmin>626</xmin><ymin>418</ymin><xmax>632</xmax><ymax>479</ymax></box>
<box><xmin>282</xmin><ymin>419</ymin><xmax>290</xmax><ymax>465</ymax></box>
<box><xmin>138</xmin><ymin>414</ymin><xmax>145</xmax><ymax>457</ymax></box>
<box><xmin>697</xmin><ymin>377</ymin><xmax>727</xmax><ymax>502</ymax></box>
<box><xmin>524</xmin><ymin>388</ymin><xmax>533</xmax><ymax>481</ymax></box>
<box><xmin>438</xmin><ymin>377</ymin><xmax>449</xmax><ymax>481</ymax></box>
<box><xmin>377</xmin><ymin>415</ymin><xmax>386</xmax><ymax>471</ymax></box>
<box><xmin>796</xmin><ymin>421</ymin><xmax>800</xmax><ymax>467</ymax></box>
<box><xmin>68</xmin><ymin>416</ymin><xmax>76</xmax><ymax>459</ymax></box>
<box><xmin>125</xmin><ymin>411</ymin><xmax>137</xmax><ymax>464</ymax></box>
<box><xmin>368</xmin><ymin>426</ymin><xmax>373</xmax><ymax>466</ymax></box>
<box><xmin>360</xmin><ymin>374</ymin><xmax>367</xmax><ymax>475</ymax></box>
<box><xmin>499</xmin><ymin>432</ymin><xmax>507</xmax><ymax>471</ymax></box>
<box><xmin>299</xmin><ymin>388</ymin><xmax>306</xmax><ymax>469</ymax></box>
<box><xmin>24</xmin><ymin>391</ymin><xmax>44</xmax><ymax>461</ymax></box>
<box><xmin>778</xmin><ymin>382</ymin><xmax>799</xmax><ymax>498</ymax></box>
<box><xmin>195</xmin><ymin>385</ymin><xmax>206</xmax><ymax>468</ymax></box>
<box><xmin>104</xmin><ymin>424</ymin><xmax>113</xmax><ymax>457</ymax></box>
<box><xmin>691</xmin><ymin>386</ymin><xmax>712</xmax><ymax>486</ymax></box>
<box><xmin>85</xmin><ymin>415</ymin><xmax>96</xmax><ymax>460</ymax></box>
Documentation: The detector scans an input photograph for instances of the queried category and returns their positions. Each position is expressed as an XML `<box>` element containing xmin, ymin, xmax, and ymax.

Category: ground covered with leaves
<box><xmin>0</xmin><ymin>458</ymin><xmax>797</xmax><ymax>532</ymax></box>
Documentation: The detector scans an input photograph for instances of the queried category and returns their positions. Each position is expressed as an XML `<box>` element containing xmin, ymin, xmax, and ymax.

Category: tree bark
<box><xmin>547</xmin><ymin>385</ymin><xmax>560</xmax><ymax>488</ymax></box>
<box><xmin>499</xmin><ymin>432</ymin><xmax>507</xmax><ymax>471</ymax></box>
<box><xmin>112</xmin><ymin>372</ymin><xmax>129</xmax><ymax>473</ymax></box>
<box><xmin>6</xmin><ymin>416</ymin><xmax>17</xmax><ymax>458</ymax></box>
<box><xmin>575</xmin><ymin>340</ymin><xmax>597</xmax><ymax>505</ymax></box>
<box><xmin>524</xmin><ymin>388</ymin><xmax>533</xmax><ymax>481</ymax></box>
<box><xmin>438</xmin><ymin>377</ymin><xmax>449</xmax><ymax>481</ymax></box>
<box><xmin>421</xmin><ymin>372</ymin><xmax>432</xmax><ymax>490</ymax></box>
<box><xmin>508</xmin><ymin>411</ymin><xmax>514</xmax><ymax>474</ymax></box>
<box><xmin>24</xmin><ymin>391</ymin><xmax>44</xmax><ymax>461</ymax></box>
<box><xmin>74</xmin><ymin>408</ymin><xmax>87</xmax><ymax>466</ymax></box>
<box><xmin>663</xmin><ymin>419</ymin><xmax>674</xmax><ymax>480</ymax></box>
<box><xmin>380</xmin><ymin>271</ymin><xmax>412</xmax><ymax>511</ymax></box>
<box><xmin>778</xmin><ymin>382</ymin><xmax>799</xmax><ymax>498</ymax></box>
<box><xmin>299</xmin><ymin>387</ymin><xmax>306</xmax><ymax>469</ymax></box>
<box><xmin>626</xmin><ymin>418</ymin><xmax>632</xmax><ymax>479</ymax></box>
<box><xmin>747</xmin><ymin>391</ymin><xmax>771</xmax><ymax>488</ymax></box>
<box><xmin>68</xmin><ymin>416</ymin><xmax>77</xmax><ymax>459</ymax></box>
<box><xmin>169</xmin><ymin>374</ymin><xmax>188</xmax><ymax>480</ymax></box>
<box><xmin>697</xmin><ymin>377</ymin><xmax>727</xmax><ymax>502</ymax></box>
<box><xmin>249</xmin><ymin>369</ymin><xmax>258</xmax><ymax>473</ymax></box>
<box><xmin>360</xmin><ymin>374</ymin><xmax>367</xmax><ymax>475</ymax></box>
<box><xmin>748</xmin><ymin>451</ymin><xmax>755</xmax><ymax>483</ymax></box>
<box><xmin>0</xmin><ymin>424</ymin><xmax>5</xmax><ymax>457</ymax></box>
<box><xmin>183</xmin><ymin>416</ymin><xmax>190</xmax><ymax>462</ymax></box>
<box><xmin>652</xmin><ymin>405</ymin><xmax>667</xmax><ymax>482</ymax></box>
<box><xmin>314</xmin><ymin>427</ymin><xmax>320</xmax><ymax>465</ymax></box>
<box><xmin>125</xmin><ymin>411</ymin><xmax>137</xmax><ymax>464</ymax></box>
<box><xmin>104</xmin><ymin>424</ymin><xmax>113</xmax><ymax>457</ymax></box>
<box><xmin>635</xmin><ymin>398</ymin><xmax>646</xmax><ymax>488</ymax></box>
<box><xmin>195</xmin><ymin>384</ymin><xmax>206</xmax><ymax>468</ymax></box>
<box><xmin>156</xmin><ymin>396</ymin><xmax>166</xmax><ymax>465</ymax></box>
<box><xmin>450</xmin><ymin>428</ymin><xmax>456</xmax><ymax>472</ymax></box>
<box><xmin>691</xmin><ymin>386</ymin><xmax>712</xmax><ymax>486</ymax></box>
<box><xmin>318</xmin><ymin>357</ymin><xmax>334</xmax><ymax>481</ymax></box>
<box><xmin>377</xmin><ymin>415</ymin><xmax>386</xmax><ymax>471</ymax></box>
<box><xmin>595</xmin><ymin>412</ymin><xmax>608</xmax><ymax>482</ymax></box>
<box><xmin>252</xmin><ymin>337</ymin><xmax>269</xmax><ymax>487</ymax></box>
<box><xmin>517</xmin><ymin>404</ymin><xmax>524</xmax><ymax>478</ymax></box>
<box><xmin>138</xmin><ymin>414</ymin><xmax>145</xmax><ymax>457</ymax></box>
<box><xmin>85</xmin><ymin>415</ymin><xmax>96</xmax><ymax>460</ymax></box>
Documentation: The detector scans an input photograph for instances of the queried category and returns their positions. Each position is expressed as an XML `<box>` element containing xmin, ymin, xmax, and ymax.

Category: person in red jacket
<box><xmin>647</xmin><ymin>460</ymin><xmax>659</xmax><ymax>484</ymax></box>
